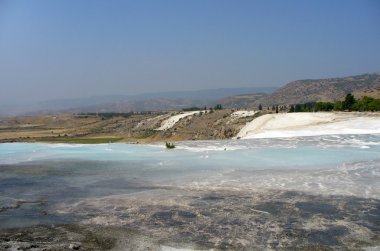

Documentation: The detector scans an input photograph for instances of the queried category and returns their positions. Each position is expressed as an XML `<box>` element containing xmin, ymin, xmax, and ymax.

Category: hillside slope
<box><xmin>0</xmin><ymin>110</ymin><xmax>261</xmax><ymax>143</ymax></box>
<box><xmin>217</xmin><ymin>93</ymin><xmax>268</xmax><ymax>109</ymax></box>
<box><xmin>255</xmin><ymin>73</ymin><xmax>380</xmax><ymax>106</ymax></box>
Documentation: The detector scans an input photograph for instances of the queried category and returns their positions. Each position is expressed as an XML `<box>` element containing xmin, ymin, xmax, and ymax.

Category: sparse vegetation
<box><xmin>165</xmin><ymin>142</ymin><xmax>175</xmax><ymax>149</ymax></box>
<box><xmin>136</xmin><ymin>130</ymin><xmax>157</xmax><ymax>139</ymax></box>
<box><xmin>0</xmin><ymin>109</ymin><xmax>253</xmax><ymax>143</ymax></box>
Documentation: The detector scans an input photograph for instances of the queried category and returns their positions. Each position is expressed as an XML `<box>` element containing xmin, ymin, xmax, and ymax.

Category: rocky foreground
<box><xmin>1</xmin><ymin>189</ymin><xmax>379</xmax><ymax>250</ymax></box>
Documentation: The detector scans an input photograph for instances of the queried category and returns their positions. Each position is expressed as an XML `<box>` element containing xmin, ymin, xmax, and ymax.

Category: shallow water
<box><xmin>1</xmin><ymin>135</ymin><xmax>380</xmax><ymax>249</ymax></box>
<box><xmin>1</xmin><ymin>135</ymin><xmax>380</xmax><ymax>200</ymax></box>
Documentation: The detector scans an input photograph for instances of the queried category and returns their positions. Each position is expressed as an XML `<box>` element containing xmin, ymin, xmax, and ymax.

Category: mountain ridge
<box><xmin>253</xmin><ymin>73</ymin><xmax>380</xmax><ymax>106</ymax></box>
<box><xmin>216</xmin><ymin>72</ymin><xmax>380</xmax><ymax>109</ymax></box>
<box><xmin>0</xmin><ymin>87</ymin><xmax>276</xmax><ymax>116</ymax></box>
<box><xmin>2</xmin><ymin>72</ymin><xmax>380</xmax><ymax>115</ymax></box>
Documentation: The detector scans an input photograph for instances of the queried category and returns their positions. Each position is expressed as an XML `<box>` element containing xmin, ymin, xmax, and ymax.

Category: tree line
<box><xmin>182</xmin><ymin>104</ymin><xmax>223</xmax><ymax>112</ymax></box>
<box><xmin>288</xmin><ymin>94</ymin><xmax>380</xmax><ymax>112</ymax></box>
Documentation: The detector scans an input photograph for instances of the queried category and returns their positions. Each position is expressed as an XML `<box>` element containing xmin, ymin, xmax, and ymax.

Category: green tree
<box><xmin>294</xmin><ymin>104</ymin><xmax>302</xmax><ymax>112</ymax></box>
<box><xmin>315</xmin><ymin>102</ymin><xmax>334</xmax><ymax>111</ymax></box>
<box><xmin>334</xmin><ymin>101</ymin><xmax>343</xmax><ymax>111</ymax></box>
<box><xmin>214</xmin><ymin>104</ymin><xmax>223</xmax><ymax>110</ymax></box>
<box><xmin>368</xmin><ymin>98</ymin><xmax>380</xmax><ymax>111</ymax></box>
<box><xmin>289</xmin><ymin>105</ymin><xmax>295</xmax><ymax>113</ymax></box>
<box><xmin>342</xmin><ymin>93</ymin><xmax>355</xmax><ymax>110</ymax></box>
<box><xmin>258</xmin><ymin>104</ymin><xmax>262</xmax><ymax>110</ymax></box>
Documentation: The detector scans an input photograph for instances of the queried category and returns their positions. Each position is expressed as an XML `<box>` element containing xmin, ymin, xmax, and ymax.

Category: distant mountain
<box><xmin>254</xmin><ymin>73</ymin><xmax>380</xmax><ymax>106</ymax></box>
<box><xmin>3</xmin><ymin>72</ymin><xmax>379</xmax><ymax>115</ymax></box>
<box><xmin>66</xmin><ymin>98</ymin><xmax>209</xmax><ymax>113</ymax></box>
<box><xmin>0</xmin><ymin>87</ymin><xmax>276</xmax><ymax>115</ymax></box>
<box><xmin>216</xmin><ymin>93</ymin><xmax>268</xmax><ymax>109</ymax></box>
<box><xmin>64</xmin><ymin>87</ymin><xmax>276</xmax><ymax>113</ymax></box>
<box><xmin>130</xmin><ymin>87</ymin><xmax>276</xmax><ymax>100</ymax></box>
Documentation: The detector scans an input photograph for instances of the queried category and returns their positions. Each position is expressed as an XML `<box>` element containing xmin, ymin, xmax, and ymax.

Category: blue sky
<box><xmin>0</xmin><ymin>0</ymin><xmax>379</xmax><ymax>103</ymax></box>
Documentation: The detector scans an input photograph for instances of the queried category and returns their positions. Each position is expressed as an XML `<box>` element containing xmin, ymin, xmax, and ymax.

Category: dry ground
<box><xmin>0</xmin><ymin>110</ymin><xmax>259</xmax><ymax>143</ymax></box>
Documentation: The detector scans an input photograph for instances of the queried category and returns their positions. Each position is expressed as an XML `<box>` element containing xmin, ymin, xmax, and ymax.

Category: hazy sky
<box><xmin>0</xmin><ymin>0</ymin><xmax>379</xmax><ymax>103</ymax></box>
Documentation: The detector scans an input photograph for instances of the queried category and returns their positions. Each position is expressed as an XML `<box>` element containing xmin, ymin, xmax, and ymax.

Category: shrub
<box><xmin>165</xmin><ymin>142</ymin><xmax>175</xmax><ymax>149</ymax></box>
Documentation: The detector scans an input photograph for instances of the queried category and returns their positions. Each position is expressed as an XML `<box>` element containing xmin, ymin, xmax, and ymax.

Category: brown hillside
<box><xmin>255</xmin><ymin>73</ymin><xmax>380</xmax><ymax>106</ymax></box>
<box><xmin>217</xmin><ymin>93</ymin><xmax>268</xmax><ymax>109</ymax></box>
<box><xmin>0</xmin><ymin>110</ymin><xmax>261</xmax><ymax>143</ymax></box>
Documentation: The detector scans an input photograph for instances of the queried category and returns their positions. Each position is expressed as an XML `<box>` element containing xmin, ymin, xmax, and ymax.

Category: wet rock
<box><xmin>69</xmin><ymin>242</ymin><xmax>81</xmax><ymax>250</ymax></box>
<box><xmin>151</xmin><ymin>211</ymin><xmax>173</xmax><ymax>221</ymax></box>
<box><xmin>296</xmin><ymin>201</ymin><xmax>339</xmax><ymax>218</ymax></box>
<box><xmin>1</xmin><ymin>190</ymin><xmax>380</xmax><ymax>250</ymax></box>
<box><xmin>202</xmin><ymin>195</ymin><xmax>224</xmax><ymax>201</ymax></box>
<box><xmin>307</xmin><ymin>226</ymin><xmax>348</xmax><ymax>246</ymax></box>
<box><xmin>254</xmin><ymin>201</ymin><xmax>290</xmax><ymax>215</ymax></box>
<box><xmin>178</xmin><ymin>210</ymin><xmax>196</xmax><ymax>218</ymax></box>
<box><xmin>3</xmin><ymin>241</ymin><xmax>32</xmax><ymax>251</ymax></box>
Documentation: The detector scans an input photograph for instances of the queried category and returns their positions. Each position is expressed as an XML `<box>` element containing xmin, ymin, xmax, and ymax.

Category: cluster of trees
<box><xmin>289</xmin><ymin>94</ymin><xmax>380</xmax><ymax>112</ymax></box>
<box><xmin>258</xmin><ymin>104</ymin><xmax>284</xmax><ymax>113</ymax></box>
<box><xmin>351</xmin><ymin>96</ymin><xmax>380</xmax><ymax>111</ymax></box>
<box><xmin>182</xmin><ymin>107</ymin><xmax>205</xmax><ymax>111</ymax></box>
<box><xmin>182</xmin><ymin>104</ymin><xmax>223</xmax><ymax>112</ymax></box>
<box><xmin>214</xmin><ymin>104</ymin><xmax>223</xmax><ymax>110</ymax></box>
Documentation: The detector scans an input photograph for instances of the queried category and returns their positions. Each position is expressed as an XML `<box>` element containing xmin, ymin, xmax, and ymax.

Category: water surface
<box><xmin>1</xmin><ymin>135</ymin><xmax>380</xmax><ymax>249</ymax></box>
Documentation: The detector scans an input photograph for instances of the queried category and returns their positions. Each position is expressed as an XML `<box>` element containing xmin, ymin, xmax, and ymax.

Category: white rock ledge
<box><xmin>236</xmin><ymin>112</ymin><xmax>380</xmax><ymax>139</ymax></box>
